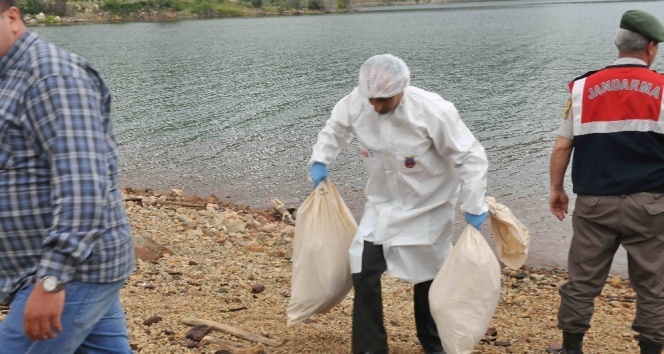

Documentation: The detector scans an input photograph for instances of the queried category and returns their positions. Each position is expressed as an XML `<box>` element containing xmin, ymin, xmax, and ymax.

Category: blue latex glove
<box><xmin>465</xmin><ymin>211</ymin><xmax>489</xmax><ymax>230</ymax></box>
<box><xmin>310</xmin><ymin>162</ymin><xmax>328</xmax><ymax>189</ymax></box>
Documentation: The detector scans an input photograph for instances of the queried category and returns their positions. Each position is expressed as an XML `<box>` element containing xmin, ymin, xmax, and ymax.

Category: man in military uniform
<box><xmin>549</xmin><ymin>9</ymin><xmax>664</xmax><ymax>354</ymax></box>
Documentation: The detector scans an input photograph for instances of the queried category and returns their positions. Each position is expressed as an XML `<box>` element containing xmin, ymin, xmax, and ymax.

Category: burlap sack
<box><xmin>286</xmin><ymin>181</ymin><xmax>357</xmax><ymax>327</ymax></box>
<box><xmin>429</xmin><ymin>225</ymin><xmax>501</xmax><ymax>354</ymax></box>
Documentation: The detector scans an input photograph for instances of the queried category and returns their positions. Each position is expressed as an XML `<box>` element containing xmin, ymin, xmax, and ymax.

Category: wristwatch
<box><xmin>39</xmin><ymin>276</ymin><xmax>65</xmax><ymax>293</ymax></box>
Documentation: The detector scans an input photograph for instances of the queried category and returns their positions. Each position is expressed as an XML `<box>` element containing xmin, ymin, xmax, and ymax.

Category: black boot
<box><xmin>562</xmin><ymin>332</ymin><xmax>584</xmax><ymax>354</ymax></box>
<box><xmin>354</xmin><ymin>349</ymin><xmax>388</xmax><ymax>354</ymax></box>
<box><xmin>639</xmin><ymin>341</ymin><xmax>663</xmax><ymax>354</ymax></box>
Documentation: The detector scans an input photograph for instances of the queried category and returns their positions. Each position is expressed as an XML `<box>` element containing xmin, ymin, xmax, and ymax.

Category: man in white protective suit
<box><xmin>308</xmin><ymin>54</ymin><xmax>490</xmax><ymax>354</ymax></box>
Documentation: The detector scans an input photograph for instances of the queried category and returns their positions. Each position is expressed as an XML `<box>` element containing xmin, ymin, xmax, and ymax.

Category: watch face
<box><xmin>42</xmin><ymin>277</ymin><xmax>58</xmax><ymax>292</ymax></box>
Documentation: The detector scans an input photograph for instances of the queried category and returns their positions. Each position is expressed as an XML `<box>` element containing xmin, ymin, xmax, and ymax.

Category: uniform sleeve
<box><xmin>308</xmin><ymin>92</ymin><xmax>355</xmax><ymax>166</ymax></box>
<box><xmin>558</xmin><ymin>98</ymin><xmax>573</xmax><ymax>139</ymax></box>
<box><xmin>25</xmin><ymin>75</ymin><xmax>109</xmax><ymax>283</ymax></box>
<box><xmin>429</xmin><ymin>103</ymin><xmax>489</xmax><ymax>215</ymax></box>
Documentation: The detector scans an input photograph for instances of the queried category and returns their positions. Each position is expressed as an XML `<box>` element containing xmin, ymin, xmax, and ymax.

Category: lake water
<box><xmin>33</xmin><ymin>0</ymin><xmax>664</xmax><ymax>274</ymax></box>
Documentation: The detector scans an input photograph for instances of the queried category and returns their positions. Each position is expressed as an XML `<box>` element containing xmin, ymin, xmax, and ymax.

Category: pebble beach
<box><xmin>0</xmin><ymin>188</ymin><xmax>641</xmax><ymax>353</ymax></box>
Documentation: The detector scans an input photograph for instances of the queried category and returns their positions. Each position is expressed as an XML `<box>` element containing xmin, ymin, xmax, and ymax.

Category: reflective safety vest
<box><xmin>569</xmin><ymin>64</ymin><xmax>664</xmax><ymax>195</ymax></box>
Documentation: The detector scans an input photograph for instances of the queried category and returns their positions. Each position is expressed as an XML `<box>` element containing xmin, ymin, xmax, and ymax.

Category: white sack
<box><xmin>286</xmin><ymin>181</ymin><xmax>357</xmax><ymax>327</ymax></box>
<box><xmin>429</xmin><ymin>225</ymin><xmax>501</xmax><ymax>354</ymax></box>
<box><xmin>486</xmin><ymin>196</ymin><xmax>531</xmax><ymax>270</ymax></box>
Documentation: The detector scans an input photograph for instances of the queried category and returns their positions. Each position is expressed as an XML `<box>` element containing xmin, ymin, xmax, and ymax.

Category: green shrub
<box><xmin>189</xmin><ymin>0</ymin><xmax>244</xmax><ymax>17</ymax></box>
<box><xmin>189</xmin><ymin>0</ymin><xmax>214</xmax><ymax>16</ymax></box>
<box><xmin>156</xmin><ymin>0</ymin><xmax>175</xmax><ymax>8</ymax></box>
<box><xmin>101</xmin><ymin>0</ymin><xmax>149</xmax><ymax>15</ymax></box>
<box><xmin>172</xmin><ymin>1</ymin><xmax>188</xmax><ymax>11</ymax></box>
<box><xmin>288</xmin><ymin>0</ymin><xmax>301</xmax><ymax>10</ymax></box>
<box><xmin>21</xmin><ymin>0</ymin><xmax>45</xmax><ymax>15</ymax></box>
<box><xmin>215</xmin><ymin>3</ymin><xmax>244</xmax><ymax>15</ymax></box>
<box><xmin>20</xmin><ymin>0</ymin><xmax>68</xmax><ymax>16</ymax></box>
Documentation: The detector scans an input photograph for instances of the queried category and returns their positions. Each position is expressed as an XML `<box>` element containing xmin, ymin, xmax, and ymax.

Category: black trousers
<box><xmin>351</xmin><ymin>241</ymin><xmax>443</xmax><ymax>353</ymax></box>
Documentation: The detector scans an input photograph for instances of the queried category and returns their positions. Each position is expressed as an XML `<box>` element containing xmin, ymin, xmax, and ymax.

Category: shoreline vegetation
<box><xmin>17</xmin><ymin>0</ymin><xmax>476</xmax><ymax>25</ymax></box>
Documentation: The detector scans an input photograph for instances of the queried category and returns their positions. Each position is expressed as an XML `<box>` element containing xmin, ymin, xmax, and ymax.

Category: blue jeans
<box><xmin>0</xmin><ymin>279</ymin><xmax>132</xmax><ymax>354</ymax></box>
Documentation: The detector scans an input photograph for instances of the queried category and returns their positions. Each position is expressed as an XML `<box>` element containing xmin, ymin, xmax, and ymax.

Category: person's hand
<box><xmin>23</xmin><ymin>283</ymin><xmax>64</xmax><ymax>341</ymax></box>
<box><xmin>550</xmin><ymin>189</ymin><xmax>569</xmax><ymax>221</ymax></box>
<box><xmin>465</xmin><ymin>211</ymin><xmax>488</xmax><ymax>230</ymax></box>
<box><xmin>310</xmin><ymin>162</ymin><xmax>328</xmax><ymax>189</ymax></box>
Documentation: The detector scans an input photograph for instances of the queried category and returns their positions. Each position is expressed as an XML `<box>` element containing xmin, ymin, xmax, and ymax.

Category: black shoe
<box><xmin>354</xmin><ymin>349</ymin><xmax>388</xmax><ymax>354</ymax></box>
<box><xmin>562</xmin><ymin>332</ymin><xmax>584</xmax><ymax>354</ymax></box>
<box><xmin>639</xmin><ymin>341</ymin><xmax>663</xmax><ymax>354</ymax></box>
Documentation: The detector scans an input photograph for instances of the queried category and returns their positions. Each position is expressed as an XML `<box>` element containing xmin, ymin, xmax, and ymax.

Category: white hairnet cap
<box><xmin>358</xmin><ymin>54</ymin><xmax>410</xmax><ymax>98</ymax></box>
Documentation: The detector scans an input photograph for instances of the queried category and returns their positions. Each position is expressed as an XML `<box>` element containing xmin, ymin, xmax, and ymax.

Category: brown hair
<box><xmin>0</xmin><ymin>0</ymin><xmax>17</xmax><ymax>12</ymax></box>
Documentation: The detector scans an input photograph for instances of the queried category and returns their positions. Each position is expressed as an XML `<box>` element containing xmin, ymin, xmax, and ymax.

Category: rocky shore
<box><xmin>22</xmin><ymin>8</ymin><xmax>328</xmax><ymax>25</ymax></box>
<box><xmin>21</xmin><ymin>0</ymin><xmax>471</xmax><ymax>25</ymax></box>
<box><xmin>0</xmin><ymin>188</ymin><xmax>640</xmax><ymax>353</ymax></box>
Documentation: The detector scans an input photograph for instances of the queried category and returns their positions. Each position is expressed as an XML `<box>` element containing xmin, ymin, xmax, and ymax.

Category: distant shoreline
<box><xmin>24</xmin><ymin>8</ymin><xmax>352</xmax><ymax>26</ymax></box>
<box><xmin>24</xmin><ymin>0</ymin><xmax>624</xmax><ymax>26</ymax></box>
<box><xmin>23</xmin><ymin>0</ymin><xmax>492</xmax><ymax>26</ymax></box>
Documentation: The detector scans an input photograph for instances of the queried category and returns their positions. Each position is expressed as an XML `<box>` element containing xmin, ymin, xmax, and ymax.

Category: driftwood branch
<box><xmin>271</xmin><ymin>198</ymin><xmax>294</xmax><ymax>224</ymax></box>
<box><xmin>210</xmin><ymin>344</ymin><xmax>263</xmax><ymax>354</ymax></box>
<box><xmin>123</xmin><ymin>197</ymin><xmax>143</xmax><ymax>203</ymax></box>
<box><xmin>181</xmin><ymin>317</ymin><xmax>279</xmax><ymax>347</ymax></box>
<box><xmin>204</xmin><ymin>336</ymin><xmax>264</xmax><ymax>353</ymax></box>
<box><xmin>204</xmin><ymin>336</ymin><xmax>248</xmax><ymax>348</ymax></box>
<box><xmin>154</xmin><ymin>200</ymin><xmax>208</xmax><ymax>208</ymax></box>
<box><xmin>123</xmin><ymin>196</ymin><xmax>209</xmax><ymax>209</ymax></box>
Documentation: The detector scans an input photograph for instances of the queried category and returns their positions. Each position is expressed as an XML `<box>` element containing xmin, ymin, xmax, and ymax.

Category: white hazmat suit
<box><xmin>309</xmin><ymin>59</ymin><xmax>488</xmax><ymax>284</ymax></box>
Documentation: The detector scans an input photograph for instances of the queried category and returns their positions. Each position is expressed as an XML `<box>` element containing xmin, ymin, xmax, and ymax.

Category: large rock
<box><xmin>226</xmin><ymin>219</ymin><xmax>246</xmax><ymax>233</ymax></box>
<box><xmin>134</xmin><ymin>236</ymin><xmax>173</xmax><ymax>261</ymax></box>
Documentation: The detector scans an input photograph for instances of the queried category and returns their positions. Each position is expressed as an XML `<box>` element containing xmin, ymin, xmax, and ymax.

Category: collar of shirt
<box><xmin>0</xmin><ymin>31</ymin><xmax>38</xmax><ymax>75</ymax></box>
<box><xmin>612</xmin><ymin>57</ymin><xmax>648</xmax><ymax>66</ymax></box>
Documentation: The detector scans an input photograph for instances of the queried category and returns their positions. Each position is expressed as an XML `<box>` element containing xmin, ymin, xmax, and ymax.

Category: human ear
<box><xmin>6</xmin><ymin>6</ymin><xmax>22</xmax><ymax>28</ymax></box>
<box><xmin>648</xmin><ymin>41</ymin><xmax>657</xmax><ymax>56</ymax></box>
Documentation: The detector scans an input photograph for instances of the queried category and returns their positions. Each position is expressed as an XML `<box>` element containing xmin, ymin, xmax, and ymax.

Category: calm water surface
<box><xmin>34</xmin><ymin>0</ymin><xmax>664</xmax><ymax>274</ymax></box>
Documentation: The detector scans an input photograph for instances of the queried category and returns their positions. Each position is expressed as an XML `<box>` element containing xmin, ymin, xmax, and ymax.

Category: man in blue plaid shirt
<box><xmin>0</xmin><ymin>1</ymin><xmax>135</xmax><ymax>352</ymax></box>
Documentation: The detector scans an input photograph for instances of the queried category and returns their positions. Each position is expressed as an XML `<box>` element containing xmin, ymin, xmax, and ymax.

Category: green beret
<box><xmin>620</xmin><ymin>9</ymin><xmax>664</xmax><ymax>42</ymax></box>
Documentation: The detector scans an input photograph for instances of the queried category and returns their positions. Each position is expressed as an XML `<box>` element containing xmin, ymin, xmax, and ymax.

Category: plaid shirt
<box><xmin>0</xmin><ymin>31</ymin><xmax>135</xmax><ymax>304</ymax></box>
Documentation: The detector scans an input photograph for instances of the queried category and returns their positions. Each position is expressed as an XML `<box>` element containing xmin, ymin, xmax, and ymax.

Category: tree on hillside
<box><xmin>19</xmin><ymin>0</ymin><xmax>70</xmax><ymax>16</ymax></box>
